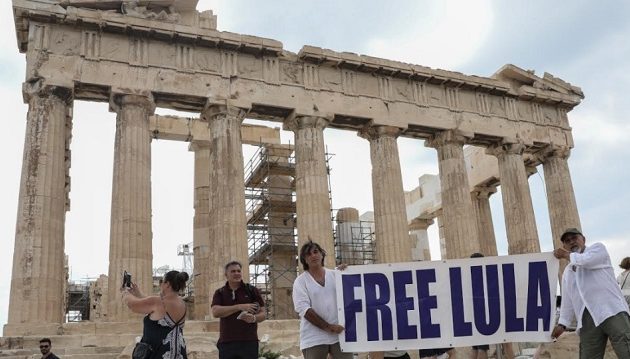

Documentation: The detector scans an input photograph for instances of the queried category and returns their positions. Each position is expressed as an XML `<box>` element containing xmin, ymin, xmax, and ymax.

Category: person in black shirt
<box><xmin>39</xmin><ymin>338</ymin><xmax>59</xmax><ymax>359</ymax></box>
<box><xmin>212</xmin><ymin>261</ymin><xmax>265</xmax><ymax>359</ymax></box>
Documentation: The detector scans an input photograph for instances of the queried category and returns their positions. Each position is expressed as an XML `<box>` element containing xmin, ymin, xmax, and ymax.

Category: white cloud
<box><xmin>365</xmin><ymin>0</ymin><xmax>494</xmax><ymax>69</ymax></box>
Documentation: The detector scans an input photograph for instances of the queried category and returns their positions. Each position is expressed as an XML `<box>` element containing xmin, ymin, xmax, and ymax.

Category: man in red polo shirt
<box><xmin>212</xmin><ymin>261</ymin><xmax>266</xmax><ymax>359</ymax></box>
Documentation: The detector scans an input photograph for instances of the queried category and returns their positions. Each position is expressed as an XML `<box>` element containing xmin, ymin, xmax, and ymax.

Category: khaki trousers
<box><xmin>580</xmin><ymin>309</ymin><xmax>630</xmax><ymax>359</ymax></box>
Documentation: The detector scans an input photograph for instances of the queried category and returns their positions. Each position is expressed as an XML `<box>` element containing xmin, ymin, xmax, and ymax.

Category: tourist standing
<box><xmin>39</xmin><ymin>338</ymin><xmax>59</xmax><ymax>359</ymax></box>
<box><xmin>211</xmin><ymin>261</ymin><xmax>265</xmax><ymax>359</ymax></box>
<box><xmin>122</xmin><ymin>270</ymin><xmax>189</xmax><ymax>359</ymax></box>
<box><xmin>617</xmin><ymin>257</ymin><xmax>630</xmax><ymax>306</ymax></box>
<box><xmin>551</xmin><ymin>228</ymin><xmax>630</xmax><ymax>358</ymax></box>
<box><xmin>293</xmin><ymin>240</ymin><xmax>352</xmax><ymax>359</ymax></box>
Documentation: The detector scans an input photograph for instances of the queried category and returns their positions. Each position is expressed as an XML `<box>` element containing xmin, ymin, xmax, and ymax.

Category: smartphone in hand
<box><xmin>122</xmin><ymin>271</ymin><xmax>132</xmax><ymax>288</ymax></box>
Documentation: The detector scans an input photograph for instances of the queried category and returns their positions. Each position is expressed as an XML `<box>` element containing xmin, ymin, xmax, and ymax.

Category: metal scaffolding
<box><xmin>334</xmin><ymin>215</ymin><xmax>375</xmax><ymax>265</ymax></box>
<box><xmin>245</xmin><ymin>144</ymin><xmax>298</xmax><ymax>319</ymax></box>
<box><xmin>66</xmin><ymin>280</ymin><xmax>91</xmax><ymax>322</ymax></box>
<box><xmin>244</xmin><ymin>143</ymin><xmax>335</xmax><ymax>319</ymax></box>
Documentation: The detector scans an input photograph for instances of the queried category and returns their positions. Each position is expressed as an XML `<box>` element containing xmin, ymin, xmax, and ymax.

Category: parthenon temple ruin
<box><xmin>4</xmin><ymin>0</ymin><xmax>585</xmax><ymax>357</ymax></box>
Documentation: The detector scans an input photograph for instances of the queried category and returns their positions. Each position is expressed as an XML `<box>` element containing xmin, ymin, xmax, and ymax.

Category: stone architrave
<box><xmin>283</xmin><ymin>116</ymin><xmax>335</xmax><ymax>265</ymax></box>
<box><xmin>487</xmin><ymin>142</ymin><xmax>540</xmax><ymax>254</ymax></box>
<box><xmin>190</xmin><ymin>141</ymin><xmax>211</xmax><ymax>320</ymax></box>
<box><xmin>8</xmin><ymin>82</ymin><xmax>73</xmax><ymax>325</ymax></box>
<box><xmin>107</xmin><ymin>92</ymin><xmax>156</xmax><ymax>322</ymax></box>
<box><xmin>471</xmin><ymin>186</ymin><xmax>498</xmax><ymax>256</ymax></box>
<box><xmin>359</xmin><ymin>125</ymin><xmax>411</xmax><ymax>263</ymax></box>
<box><xmin>202</xmin><ymin>103</ymin><xmax>249</xmax><ymax>293</ymax></box>
<box><xmin>538</xmin><ymin>145</ymin><xmax>581</xmax><ymax>278</ymax></box>
<box><xmin>426</xmin><ymin>130</ymin><xmax>480</xmax><ymax>259</ymax></box>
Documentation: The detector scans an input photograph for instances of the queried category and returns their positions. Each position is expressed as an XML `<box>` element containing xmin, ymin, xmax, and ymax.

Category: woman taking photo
<box><xmin>123</xmin><ymin>270</ymin><xmax>189</xmax><ymax>359</ymax></box>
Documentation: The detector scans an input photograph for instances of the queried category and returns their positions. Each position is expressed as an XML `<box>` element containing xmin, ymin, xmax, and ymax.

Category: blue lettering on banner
<box><xmin>416</xmin><ymin>269</ymin><xmax>440</xmax><ymax>338</ymax></box>
<box><xmin>471</xmin><ymin>265</ymin><xmax>501</xmax><ymax>336</ymax></box>
<box><xmin>364</xmin><ymin>273</ymin><xmax>393</xmax><ymax>341</ymax></box>
<box><xmin>526</xmin><ymin>261</ymin><xmax>551</xmax><ymax>331</ymax></box>
<box><xmin>342</xmin><ymin>274</ymin><xmax>362</xmax><ymax>342</ymax></box>
<box><xmin>449</xmin><ymin>267</ymin><xmax>472</xmax><ymax>336</ymax></box>
<box><xmin>503</xmin><ymin>263</ymin><xmax>525</xmax><ymax>332</ymax></box>
<box><xmin>393</xmin><ymin>271</ymin><xmax>417</xmax><ymax>340</ymax></box>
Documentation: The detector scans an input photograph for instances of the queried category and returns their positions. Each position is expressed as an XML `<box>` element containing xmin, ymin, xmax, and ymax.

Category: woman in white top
<box><xmin>617</xmin><ymin>257</ymin><xmax>630</xmax><ymax>305</ymax></box>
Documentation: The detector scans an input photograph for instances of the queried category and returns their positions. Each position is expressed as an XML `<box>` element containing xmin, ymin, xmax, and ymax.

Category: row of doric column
<box><xmin>8</xmin><ymin>85</ymin><xmax>580</xmax><ymax>325</ymax></box>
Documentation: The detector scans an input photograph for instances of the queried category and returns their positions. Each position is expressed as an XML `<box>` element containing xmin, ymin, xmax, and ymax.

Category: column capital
<box><xmin>201</xmin><ymin>103</ymin><xmax>248</xmax><ymax>122</ymax></box>
<box><xmin>425</xmin><ymin>129</ymin><xmax>472</xmax><ymax>149</ymax></box>
<box><xmin>486</xmin><ymin>141</ymin><xmax>526</xmax><ymax>157</ymax></box>
<box><xmin>471</xmin><ymin>185</ymin><xmax>497</xmax><ymax>199</ymax></box>
<box><xmin>283</xmin><ymin>115</ymin><xmax>330</xmax><ymax>132</ymax></box>
<box><xmin>109</xmin><ymin>92</ymin><xmax>155</xmax><ymax>114</ymax></box>
<box><xmin>536</xmin><ymin>144</ymin><xmax>572</xmax><ymax>162</ymax></box>
<box><xmin>22</xmin><ymin>80</ymin><xmax>73</xmax><ymax>105</ymax></box>
<box><xmin>409</xmin><ymin>217</ymin><xmax>435</xmax><ymax>231</ymax></box>
<box><xmin>358</xmin><ymin>125</ymin><xmax>402</xmax><ymax>141</ymax></box>
<box><xmin>189</xmin><ymin>140</ymin><xmax>210</xmax><ymax>152</ymax></box>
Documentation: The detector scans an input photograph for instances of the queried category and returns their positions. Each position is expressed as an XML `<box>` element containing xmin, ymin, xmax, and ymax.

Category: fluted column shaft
<box><xmin>488</xmin><ymin>143</ymin><xmax>540</xmax><ymax>254</ymax></box>
<box><xmin>8</xmin><ymin>83</ymin><xmax>72</xmax><ymax>324</ymax></box>
<box><xmin>191</xmin><ymin>141</ymin><xmax>211</xmax><ymax>319</ymax></box>
<box><xmin>360</xmin><ymin>125</ymin><xmax>410</xmax><ymax>263</ymax></box>
<box><xmin>107</xmin><ymin>93</ymin><xmax>155</xmax><ymax>321</ymax></box>
<box><xmin>284</xmin><ymin>116</ymin><xmax>334</xmax><ymax>264</ymax></box>
<box><xmin>409</xmin><ymin>218</ymin><xmax>434</xmax><ymax>261</ymax></box>
<box><xmin>426</xmin><ymin>131</ymin><xmax>480</xmax><ymax>259</ymax></box>
<box><xmin>471</xmin><ymin>186</ymin><xmax>498</xmax><ymax>256</ymax></box>
<box><xmin>203</xmin><ymin>104</ymin><xmax>249</xmax><ymax>293</ymax></box>
<box><xmin>539</xmin><ymin>145</ymin><xmax>581</xmax><ymax>279</ymax></box>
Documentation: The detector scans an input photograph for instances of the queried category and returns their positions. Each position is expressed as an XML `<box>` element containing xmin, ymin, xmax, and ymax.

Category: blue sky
<box><xmin>1</xmin><ymin>0</ymin><xmax>629</xmax><ymax>332</ymax></box>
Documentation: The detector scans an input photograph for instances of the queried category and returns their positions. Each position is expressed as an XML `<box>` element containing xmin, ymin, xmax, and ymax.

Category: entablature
<box><xmin>14</xmin><ymin>0</ymin><xmax>583</xmax><ymax>151</ymax></box>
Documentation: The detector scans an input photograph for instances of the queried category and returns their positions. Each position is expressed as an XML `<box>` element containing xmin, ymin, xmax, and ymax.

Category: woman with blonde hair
<box><xmin>123</xmin><ymin>270</ymin><xmax>189</xmax><ymax>359</ymax></box>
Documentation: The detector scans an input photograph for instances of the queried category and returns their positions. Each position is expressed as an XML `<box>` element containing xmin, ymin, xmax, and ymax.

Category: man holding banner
<box><xmin>293</xmin><ymin>240</ymin><xmax>353</xmax><ymax>359</ymax></box>
<box><xmin>552</xmin><ymin>228</ymin><xmax>630</xmax><ymax>358</ymax></box>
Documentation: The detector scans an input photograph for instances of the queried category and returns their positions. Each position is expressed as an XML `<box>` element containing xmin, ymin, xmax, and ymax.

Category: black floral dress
<box><xmin>140</xmin><ymin>312</ymin><xmax>187</xmax><ymax>359</ymax></box>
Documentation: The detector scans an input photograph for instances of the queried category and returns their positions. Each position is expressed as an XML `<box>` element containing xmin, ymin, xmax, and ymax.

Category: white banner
<box><xmin>335</xmin><ymin>253</ymin><xmax>559</xmax><ymax>352</ymax></box>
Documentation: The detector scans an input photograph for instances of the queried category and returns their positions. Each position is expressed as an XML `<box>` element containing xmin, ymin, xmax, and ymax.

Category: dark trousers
<box><xmin>217</xmin><ymin>341</ymin><xmax>259</xmax><ymax>359</ymax></box>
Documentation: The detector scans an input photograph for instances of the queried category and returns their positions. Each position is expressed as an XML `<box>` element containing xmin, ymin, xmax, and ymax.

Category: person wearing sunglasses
<box><xmin>39</xmin><ymin>338</ymin><xmax>59</xmax><ymax>359</ymax></box>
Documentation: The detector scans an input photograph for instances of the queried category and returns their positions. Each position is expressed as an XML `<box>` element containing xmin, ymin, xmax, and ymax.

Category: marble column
<box><xmin>8</xmin><ymin>82</ymin><xmax>73</xmax><ymax>325</ymax></box>
<box><xmin>283</xmin><ymin>116</ymin><xmax>334</xmax><ymax>265</ymax></box>
<box><xmin>539</xmin><ymin>145</ymin><xmax>581</xmax><ymax>278</ymax></box>
<box><xmin>202</xmin><ymin>104</ymin><xmax>249</xmax><ymax>292</ymax></box>
<box><xmin>359</xmin><ymin>125</ymin><xmax>411</xmax><ymax>263</ymax></box>
<box><xmin>409</xmin><ymin>218</ymin><xmax>434</xmax><ymax>261</ymax></box>
<box><xmin>436</xmin><ymin>212</ymin><xmax>447</xmax><ymax>259</ymax></box>
<box><xmin>265</xmin><ymin>145</ymin><xmax>298</xmax><ymax>319</ymax></box>
<box><xmin>190</xmin><ymin>141</ymin><xmax>211</xmax><ymax>319</ymax></box>
<box><xmin>107</xmin><ymin>93</ymin><xmax>155</xmax><ymax>321</ymax></box>
<box><xmin>471</xmin><ymin>186</ymin><xmax>498</xmax><ymax>256</ymax></box>
<box><xmin>487</xmin><ymin>142</ymin><xmax>540</xmax><ymax>254</ymax></box>
<box><xmin>426</xmin><ymin>130</ymin><xmax>480</xmax><ymax>259</ymax></box>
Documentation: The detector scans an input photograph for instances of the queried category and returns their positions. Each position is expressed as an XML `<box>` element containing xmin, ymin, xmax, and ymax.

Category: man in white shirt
<box><xmin>292</xmin><ymin>240</ymin><xmax>353</xmax><ymax>359</ymax></box>
<box><xmin>551</xmin><ymin>228</ymin><xmax>630</xmax><ymax>358</ymax></box>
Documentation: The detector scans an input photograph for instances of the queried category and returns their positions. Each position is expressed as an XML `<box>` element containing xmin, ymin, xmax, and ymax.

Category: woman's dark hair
<box><xmin>163</xmin><ymin>270</ymin><xmax>189</xmax><ymax>292</ymax></box>
<box><xmin>470</xmin><ymin>252</ymin><xmax>484</xmax><ymax>258</ymax></box>
<box><xmin>299</xmin><ymin>240</ymin><xmax>326</xmax><ymax>270</ymax></box>
<box><xmin>620</xmin><ymin>257</ymin><xmax>630</xmax><ymax>270</ymax></box>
